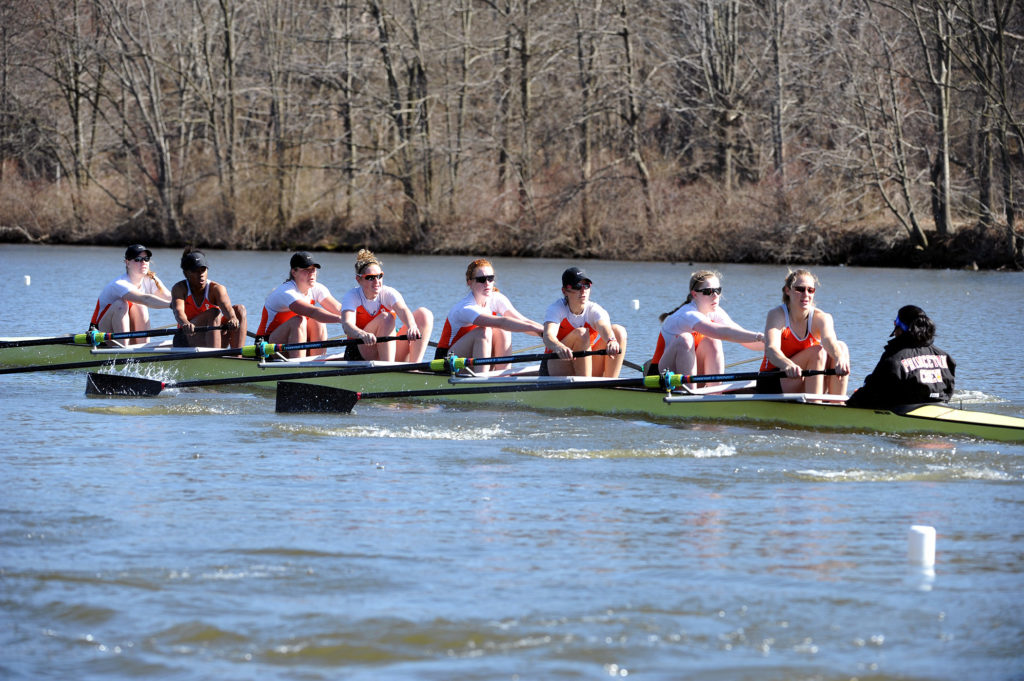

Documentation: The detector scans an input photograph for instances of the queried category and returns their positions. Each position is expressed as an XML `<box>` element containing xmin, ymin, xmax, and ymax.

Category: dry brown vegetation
<box><xmin>0</xmin><ymin>0</ymin><xmax>1021</xmax><ymax>269</ymax></box>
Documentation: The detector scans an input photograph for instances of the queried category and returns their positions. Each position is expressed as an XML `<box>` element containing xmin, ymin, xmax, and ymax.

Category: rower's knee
<box><xmin>565</xmin><ymin>326</ymin><xmax>589</xmax><ymax>349</ymax></box>
<box><xmin>414</xmin><ymin>307</ymin><xmax>433</xmax><ymax>330</ymax></box>
<box><xmin>667</xmin><ymin>333</ymin><xmax>696</xmax><ymax>355</ymax></box>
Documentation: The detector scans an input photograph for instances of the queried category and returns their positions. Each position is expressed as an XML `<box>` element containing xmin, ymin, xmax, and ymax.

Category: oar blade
<box><xmin>85</xmin><ymin>372</ymin><xmax>164</xmax><ymax>397</ymax></box>
<box><xmin>275</xmin><ymin>381</ymin><xmax>360</xmax><ymax>413</ymax></box>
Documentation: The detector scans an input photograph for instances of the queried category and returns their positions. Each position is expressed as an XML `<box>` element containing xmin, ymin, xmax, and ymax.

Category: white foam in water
<box><xmin>689</xmin><ymin>443</ymin><xmax>737</xmax><ymax>458</ymax></box>
<box><xmin>527</xmin><ymin>442</ymin><xmax>737</xmax><ymax>459</ymax></box>
<box><xmin>275</xmin><ymin>423</ymin><xmax>509</xmax><ymax>440</ymax></box>
<box><xmin>952</xmin><ymin>389</ymin><xmax>1004</xmax><ymax>405</ymax></box>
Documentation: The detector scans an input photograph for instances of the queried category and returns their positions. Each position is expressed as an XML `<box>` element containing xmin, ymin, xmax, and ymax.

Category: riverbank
<box><xmin>1</xmin><ymin>219</ymin><xmax>1019</xmax><ymax>270</ymax></box>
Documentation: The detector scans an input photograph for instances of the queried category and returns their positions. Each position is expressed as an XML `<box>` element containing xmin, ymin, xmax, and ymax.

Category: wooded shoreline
<box><xmin>1</xmin><ymin>218</ymin><xmax>1017</xmax><ymax>270</ymax></box>
<box><xmin>1</xmin><ymin>1</ymin><xmax>1021</xmax><ymax>270</ymax></box>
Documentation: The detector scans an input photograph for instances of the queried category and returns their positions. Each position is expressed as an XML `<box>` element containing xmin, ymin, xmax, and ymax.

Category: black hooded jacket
<box><xmin>847</xmin><ymin>335</ymin><xmax>955</xmax><ymax>409</ymax></box>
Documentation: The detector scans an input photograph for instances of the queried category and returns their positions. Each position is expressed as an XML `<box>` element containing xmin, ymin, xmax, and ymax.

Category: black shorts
<box><xmin>755</xmin><ymin>375</ymin><xmax>783</xmax><ymax>394</ymax></box>
<box><xmin>538</xmin><ymin>356</ymin><xmax>551</xmax><ymax>376</ymax></box>
<box><xmin>343</xmin><ymin>342</ymin><xmax>362</xmax><ymax>361</ymax></box>
<box><xmin>171</xmin><ymin>328</ymin><xmax>189</xmax><ymax>348</ymax></box>
<box><xmin>433</xmin><ymin>346</ymin><xmax>449</xmax><ymax>360</ymax></box>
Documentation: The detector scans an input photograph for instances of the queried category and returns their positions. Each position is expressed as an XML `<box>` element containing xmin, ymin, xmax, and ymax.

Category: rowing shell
<box><xmin>5</xmin><ymin>337</ymin><xmax>1023</xmax><ymax>442</ymax></box>
<box><xmin>324</xmin><ymin>375</ymin><xmax>1024</xmax><ymax>443</ymax></box>
<box><xmin>0</xmin><ymin>331</ymin><xmax>460</xmax><ymax>391</ymax></box>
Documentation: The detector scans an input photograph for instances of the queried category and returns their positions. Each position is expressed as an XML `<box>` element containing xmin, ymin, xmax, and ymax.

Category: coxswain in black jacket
<box><xmin>847</xmin><ymin>305</ymin><xmax>955</xmax><ymax>409</ymax></box>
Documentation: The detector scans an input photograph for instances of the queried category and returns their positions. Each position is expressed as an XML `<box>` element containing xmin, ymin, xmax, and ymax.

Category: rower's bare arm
<box><xmin>289</xmin><ymin>299</ymin><xmax>342</xmax><ymax>324</ymax></box>
<box><xmin>476</xmin><ymin>313</ymin><xmax>543</xmax><ymax>336</ymax></box>
<box><xmin>394</xmin><ymin>301</ymin><xmax>421</xmax><ymax>339</ymax></box>
<box><xmin>763</xmin><ymin>310</ymin><xmax>801</xmax><ymax>376</ymax></box>
<box><xmin>596</xmin><ymin>318</ymin><xmax>621</xmax><ymax>354</ymax></box>
<box><xmin>169</xmin><ymin>283</ymin><xmax>189</xmax><ymax>326</ymax></box>
<box><xmin>210</xmin><ymin>283</ymin><xmax>240</xmax><ymax>327</ymax></box>
<box><xmin>694</xmin><ymin>319</ymin><xmax>762</xmax><ymax>346</ymax></box>
<box><xmin>125</xmin><ymin>289</ymin><xmax>173</xmax><ymax>308</ymax></box>
<box><xmin>816</xmin><ymin>312</ymin><xmax>850</xmax><ymax>374</ymax></box>
<box><xmin>543</xmin><ymin>321</ymin><xmax>573</xmax><ymax>359</ymax></box>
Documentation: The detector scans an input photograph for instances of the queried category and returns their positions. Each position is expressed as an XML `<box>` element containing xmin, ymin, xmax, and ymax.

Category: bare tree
<box><xmin>908</xmin><ymin>0</ymin><xmax>955</xmax><ymax>236</ymax></box>
<box><xmin>616</xmin><ymin>0</ymin><xmax>655</xmax><ymax>230</ymax></box>
<box><xmin>951</xmin><ymin>0</ymin><xmax>1023</xmax><ymax>260</ymax></box>
<box><xmin>844</xmin><ymin>1</ymin><xmax>931</xmax><ymax>247</ymax></box>
<box><xmin>94</xmin><ymin>0</ymin><xmax>187</xmax><ymax>241</ymax></box>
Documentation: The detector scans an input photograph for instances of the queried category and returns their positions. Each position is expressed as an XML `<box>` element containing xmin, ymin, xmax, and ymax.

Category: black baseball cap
<box><xmin>181</xmin><ymin>251</ymin><xmax>209</xmax><ymax>271</ymax></box>
<box><xmin>562</xmin><ymin>266</ymin><xmax>592</xmax><ymax>287</ymax></box>
<box><xmin>290</xmin><ymin>252</ymin><xmax>321</xmax><ymax>269</ymax></box>
<box><xmin>125</xmin><ymin>244</ymin><xmax>152</xmax><ymax>260</ymax></box>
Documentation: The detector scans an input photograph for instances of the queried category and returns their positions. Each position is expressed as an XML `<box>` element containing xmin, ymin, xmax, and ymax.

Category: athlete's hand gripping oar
<box><xmin>4</xmin><ymin>334</ymin><xmax>406</xmax><ymax>376</ymax></box>
<box><xmin>84</xmin><ymin>348</ymin><xmax>605</xmax><ymax>397</ymax></box>
<box><xmin>275</xmin><ymin>368</ymin><xmax>837</xmax><ymax>414</ymax></box>
<box><xmin>0</xmin><ymin>326</ymin><xmax>231</xmax><ymax>349</ymax></box>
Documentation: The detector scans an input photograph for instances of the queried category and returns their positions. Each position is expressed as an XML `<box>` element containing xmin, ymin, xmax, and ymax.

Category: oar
<box><xmin>0</xmin><ymin>325</ymin><xmax>230</xmax><ymax>349</ymax></box>
<box><xmin>84</xmin><ymin>349</ymin><xmax>606</xmax><ymax>397</ymax></box>
<box><xmin>3</xmin><ymin>335</ymin><xmax>407</xmax><ymax>376</ymax></box>
<box><xmin>429</xmin><ymin>338</ymin><xmax>643</xmax><ymax>373</ymax></box>
<box><xmin>276</xmin><ymin>368</ymin><xmax>838</xmax><ymax>414</ymax></box>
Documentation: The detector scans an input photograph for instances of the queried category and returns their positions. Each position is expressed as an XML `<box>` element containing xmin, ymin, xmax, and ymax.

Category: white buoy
<box><xmin>908</xmin><ymin>525</ymin><xmax>936</xmax><ymax>566</ymax></box>
<box><xmin>632</xmin><ymin>299</ymin><xmax>639</xmax><ymax>310</ymax></box>
<box><xmin>24</xmin><ymin>275</ymin><xmax>31</xmax><ymax>286</ymax></box>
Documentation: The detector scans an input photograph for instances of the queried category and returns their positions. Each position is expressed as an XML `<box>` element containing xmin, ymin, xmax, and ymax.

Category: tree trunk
<box><xmin>618</xmin><ymin>0</ymin><xmax>655</xmax><ymax>231</ymax></box>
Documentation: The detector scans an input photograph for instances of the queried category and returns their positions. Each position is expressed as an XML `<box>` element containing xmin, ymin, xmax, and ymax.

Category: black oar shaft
<box><xmin>7</xmin><ymin>334</ymin><xmax>408</xmax><ymax>376</ymax></box>
<box><xmin>467</xmin><ymin>349</ymin><xmax>606</xmax><ymax>367</ymax></box>
<box><xmin>181</xmin><ymin>348</ymin><xmax>602</xmax><ymax>389</ymax></box>
<box><xmin>0</xmin><ymin>325</ymin><xmax>229</xmax><ymax>349</ymax></box>
<box><xmin>86</xmin><ymin>347</ymin><xmax>597</xmax><ymax>396</ymax></box>
<box><xmin>1</xmin><ymin>346</ymin><xmax>244</xmax><ymax>375</ymax></box>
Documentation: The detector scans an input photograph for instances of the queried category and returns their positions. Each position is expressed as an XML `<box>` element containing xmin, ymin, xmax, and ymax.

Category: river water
<box><xmin>2</xmin><ymin>244</ymin><xmax>1023</xmax><ymax>680</ymax></box>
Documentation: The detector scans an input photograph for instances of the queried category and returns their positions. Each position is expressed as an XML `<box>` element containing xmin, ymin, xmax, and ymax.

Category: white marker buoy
<box><xmin>24</xmin><ymin>275</ymin><xmax>31</xmax><ymax>286</ymax></box>
<box><xmin>631</xmin><ymin>299</ymin><xmax>639</xmax><ymax>310</ymax></box>
<box><xmin>908</xmin><ymin>525</ymin><xmax>936</xmax><ymax>567</ymax></box>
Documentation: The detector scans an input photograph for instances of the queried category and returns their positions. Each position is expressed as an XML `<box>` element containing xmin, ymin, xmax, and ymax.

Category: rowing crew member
<box><xmin>759</xmin><ymin>269</ymin><xmax>849</xmax><ymax>396</ymax></box>
<box><xmin>340</xmin><ymin>248</ymin><xmax>433</xmax><ymax>363</ymax></box>
<box><xmin>170</xmin><ymin>247</ymin><xmax>247</xmax><ymax>349</ymax></box>
<box><xmin>434</xmin><ymin>258</ymin><xmax>543</xmax><ymax>373</ymax></box>
<box><xmin>257</xmin><ymin>252</ymin><xmax>343</xmax><ymax>358</ymax></box>
<box><xmin>542</xmin><ymin>266</ymin><xmax>627</xmax><ymax>377</ymax></box>
<box><xmin>648</xmin><ymin>269</ymin><xmax>764</xmax><ymax>384</ymax></box>
<box><xmin>846</xmin><ymin>305</ymin><xmax>954</xmax><ymax>409</ymax></box>
<box><xmin>89</xmin><ymin>244</ymin><xmax>172</xmax><ymax>345</ymax></box>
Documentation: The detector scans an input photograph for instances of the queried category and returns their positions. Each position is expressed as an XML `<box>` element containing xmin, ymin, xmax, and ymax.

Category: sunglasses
<box><xmin>132</xmin><ymin>256</ymin><xmax>151</xmax><ymax>262</ymax></box>
<box><xmin>568</xmin><ymin>281</ymin><xmax>592</xmax><ymax>291</ymax></box>
<box><xmin>361</xmin><ymin>273</ymin><xmax>383</xmax><ymax>281</ymax></box>
<box><xmin>473</xmin><ymin>274</ymin><xmax>496</xmax><ymax>284</ymax></box>
<box><xmin>695</xmin><ymin>287</ymin><xmax>722</xmax><ymax>296</ymax></box>
<box><xmin>792</xmin><ymin>285</ymin><xmax>816</xmax><ymax>294</ymax></box>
